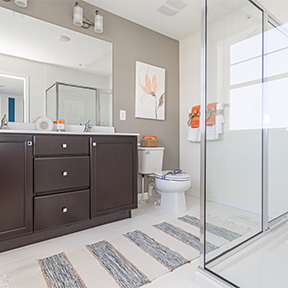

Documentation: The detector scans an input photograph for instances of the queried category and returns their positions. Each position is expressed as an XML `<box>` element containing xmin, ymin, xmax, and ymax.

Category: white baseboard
<box><xmin>138</xmin><ymin>190</ymin><xmax>200</xmax><ymax>200</ymax></box>
<box><xmin>207</xmin><ymin>194</ymin><xmax>261</xmax><ymax>215</ymax></box>
<box><xmin>185</xmin><ymin>188</ymin><xmax>200</xmax><ymax>198</ymax></box>
<box><xmin>194</xmin><ymin>267</ymin><xmax>232</xmax><ymax>288</ymax></box>
<box><xmin>141</xmin><ymin>188</ymin><xmax>266</xmax><ymax>216</ymax></box>
<box><xmin>184</xmin><ymin>191</ymin><xmax>282</xmax><ymax>219</ymax></box>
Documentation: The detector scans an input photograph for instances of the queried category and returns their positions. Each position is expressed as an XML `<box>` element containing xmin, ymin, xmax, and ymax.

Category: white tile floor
<box><xmin>0</xmin><ymin>195</ymin><xmax>202</xmax><ymax>288</ymax></box>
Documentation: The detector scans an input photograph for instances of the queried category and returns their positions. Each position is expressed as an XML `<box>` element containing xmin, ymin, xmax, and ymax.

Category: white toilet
<box><xmin>138</xmin><ymin>147</ymin><xmax>191</xmax><ymax>214</ymax></box>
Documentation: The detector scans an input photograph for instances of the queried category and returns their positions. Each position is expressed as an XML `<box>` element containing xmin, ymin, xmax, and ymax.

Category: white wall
<box><xmin>44</xmin><ymin>65</ymin><xmax>110</xmax><ymax>91</ymax></box>
<box><xmin>179</xmin><ymin>31</ymin><xmax>201</xmax><ymax>197</ymax></box>
<box><xmin>0</xmin><ymin>96</ymin><xmax>7</xmax><ymax>119</ymax></box>
<box><xmin>179</xmin><ymin>3</ymin><xmax>265</xmax><ymax>213</ymax></box>
<box><xmin>180</xmin><ymin>1</ymin><xmax>288</xmax><ymax>218</ymax></box>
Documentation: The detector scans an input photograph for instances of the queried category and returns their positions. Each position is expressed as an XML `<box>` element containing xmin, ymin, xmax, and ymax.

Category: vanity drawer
<box><xmin>34</xmin><ymin>156</ymin><xmax>89</xmax><ymax>193</ymax></box>
<box><xmin>34</xmin><ymin>190</ymin><xmax>90</xmax><ymax>231</ymax></box>
<box><xmin>33</xmin><ymin>135</ymin><xmax>89</xmax><ymax>156</ymax></box>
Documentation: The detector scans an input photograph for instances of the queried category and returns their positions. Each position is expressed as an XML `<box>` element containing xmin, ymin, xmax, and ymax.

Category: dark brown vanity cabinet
<box><xmin>0</xmin><ymin>135</ymin><xmax>33</xmax><ymax>241</ymax></box>
<box><xmin>0</xmin><ymin>133</ymin><xmax>137</xmax><ymax>252</ymax></box>
<box><xmin>90</xmin><ymin>136</ymin><xmax>138</xmax><ymax>217</ymax></box>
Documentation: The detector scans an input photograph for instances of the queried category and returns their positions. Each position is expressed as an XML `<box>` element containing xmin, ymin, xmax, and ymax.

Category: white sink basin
<box><xmin>65</xmin><ymin>125</ymin><xmax>115</xmax><ymax>134</ymax></box>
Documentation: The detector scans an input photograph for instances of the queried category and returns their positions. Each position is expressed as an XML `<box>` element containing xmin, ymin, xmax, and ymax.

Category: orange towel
<box><xmin>206</xmin><ymin>102</ymin><xmax>218</xmax><ymax>126</ymax></box>
<box><xmin>144</xmin><ymin>135</ymin><xmax>157</xmax><ymax>139</ymax></box>
<box><xmin>191</xmin><ymin>105</ymin><xmax>200</xmax><ymax>128</ymax></box>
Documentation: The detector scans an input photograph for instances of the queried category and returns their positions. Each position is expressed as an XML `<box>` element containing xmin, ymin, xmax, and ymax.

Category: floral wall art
<box><xmin>135</xmin><ymin>61</ymin><xmax>165</xmax><ymax>120</ymax></box>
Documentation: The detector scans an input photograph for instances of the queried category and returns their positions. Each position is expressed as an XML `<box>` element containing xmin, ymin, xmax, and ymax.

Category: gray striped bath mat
<box><xmin>0</xmin><ymin>214</ymin><xmax>249</xmax><ymax>288</ymax></box>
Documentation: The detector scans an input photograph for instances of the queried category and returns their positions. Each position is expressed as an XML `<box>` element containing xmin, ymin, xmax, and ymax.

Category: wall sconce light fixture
<box><xmin>73</xmin><ymin>2</ymin><xmax>103</xmax><ymax>34</ymax></box>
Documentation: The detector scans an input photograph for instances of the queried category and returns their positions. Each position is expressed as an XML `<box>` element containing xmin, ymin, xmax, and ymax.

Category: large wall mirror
<box><xmin>0</xmin><ymin>6</ymin><xmax>113</xmax><ymax>126</ymax></box>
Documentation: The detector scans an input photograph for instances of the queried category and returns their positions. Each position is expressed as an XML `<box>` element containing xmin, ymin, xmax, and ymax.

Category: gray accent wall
<box><xmin>0</xmin><ymin>0</ymin><xmax>179</xmax><ymax>171</ymax></box>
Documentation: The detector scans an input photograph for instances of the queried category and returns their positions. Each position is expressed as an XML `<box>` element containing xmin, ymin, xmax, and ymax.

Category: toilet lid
<box><xmin>154</xmin><ymin>170</ymin><xmax>190</xmax><ymax>181</ymax></box>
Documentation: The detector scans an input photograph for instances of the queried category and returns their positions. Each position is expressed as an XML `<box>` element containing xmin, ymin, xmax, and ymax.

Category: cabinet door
<box><xmin>0</xmin><ymin>135</ymin><xmax>33</xmax><ymax>240</ymax></box>
<box><xmin>91</xmin><ymin>136</ymin><xmax>137</xmax><ymax>217</ymax></box>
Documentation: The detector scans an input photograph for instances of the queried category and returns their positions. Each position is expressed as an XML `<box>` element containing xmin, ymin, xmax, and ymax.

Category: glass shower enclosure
<box><xmin>46</xmin><ymin>82</ymin><xmax>113</xmax><ymax>127</ymax></box>
<box><xmin>197</xmin><ymin>0</ymin><xmax>288</xmax><ymax>286</ymax></box>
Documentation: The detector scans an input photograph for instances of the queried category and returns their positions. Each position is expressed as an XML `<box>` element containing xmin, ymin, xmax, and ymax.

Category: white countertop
<box><xmin>0</xmin><ymin>123</ymin><xmax>139</xmax><ymax>136</ymax></box>
<box><xmin>0</xmin><ymin>130</ymin><xmax>140</xmax><ymax>136</ymax></box>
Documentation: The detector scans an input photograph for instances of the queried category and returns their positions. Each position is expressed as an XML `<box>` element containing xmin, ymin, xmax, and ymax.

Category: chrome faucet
<box><xmin>0</xmin><ymin>115</ymin><xmax>9</xmax><ymax>130</ymax></box>
<box><xmin>83</xmin><ymin>120</ymin><xmax>92</xmax><ymax>132</ymax></box>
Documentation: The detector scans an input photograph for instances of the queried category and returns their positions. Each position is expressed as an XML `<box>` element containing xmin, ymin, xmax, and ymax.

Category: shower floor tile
<box><xmin>208</xmin><ymin>221</ymin><xmax>288</xmax><ymax>287</ymax></box>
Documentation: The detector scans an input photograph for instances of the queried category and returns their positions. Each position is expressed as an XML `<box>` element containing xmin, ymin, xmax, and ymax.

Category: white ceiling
<box><xmin>83</xmin><ymin>0</ymin><xmax>203</xmax><ymax>40</ymax></box>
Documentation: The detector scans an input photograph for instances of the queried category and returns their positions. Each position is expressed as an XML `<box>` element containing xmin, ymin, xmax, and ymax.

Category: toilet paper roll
<box><xmin>35</xmin><ymin>115</ymin><xmax>54</xmax><ymax>131</ymax></box>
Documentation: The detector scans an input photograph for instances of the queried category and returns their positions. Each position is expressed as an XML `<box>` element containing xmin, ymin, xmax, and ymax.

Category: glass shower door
<box><xmin>204</xmin><ymin>0</ymin><xmax>263</xmax><ymax>274</ymax></box>
<box><xmin>265</xmin><ymin>18</ymin><xmax>288</xmax><ymax>223</ymax></box>
<box><xmin>198</xmin><ymin>1</ymin><xmax>288</xmax><ymax>287</ymax></box>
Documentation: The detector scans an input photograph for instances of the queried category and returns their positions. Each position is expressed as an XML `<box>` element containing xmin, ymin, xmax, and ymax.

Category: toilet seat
<box><xmin>154</xmin><ymin>170</ymin><xmax>190</xmax><ymax>181</ymax></box>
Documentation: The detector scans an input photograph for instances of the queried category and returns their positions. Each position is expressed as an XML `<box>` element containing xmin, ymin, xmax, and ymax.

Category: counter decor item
<box><xmin>141</xmin><ymin>135</ymin><xmax>158</xmax><ymax>147</ymax></box>
<box><xmin>34</xmin><ymin>115</ymin><xmax>54</xmax><ymax>131</ymax></box>
<box><xmin>56</xmin><ymin>119</ymin><xmax>65</xmax><ymax>132</ymax></box>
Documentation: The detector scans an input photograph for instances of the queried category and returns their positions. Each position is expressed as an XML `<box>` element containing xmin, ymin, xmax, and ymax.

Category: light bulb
<box><xmin>94</xmin><ymin>11</ymin><xmax>103</xmax><ymax>34</ymax></box>
<box><xmin>73</xmin><ymin>2</ymin><xmax>83</xmax><ymax>27</ymax></box>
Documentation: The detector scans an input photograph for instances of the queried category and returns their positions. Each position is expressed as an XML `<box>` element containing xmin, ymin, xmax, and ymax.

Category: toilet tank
<box><xmin>138</xmin><ymin>147</ymin><xmax>164</xmax><ymax>174</ymax></box>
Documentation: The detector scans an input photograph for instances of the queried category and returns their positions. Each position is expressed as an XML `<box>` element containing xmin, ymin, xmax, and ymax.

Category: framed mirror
<box><xmin>0</xmin><ymin>6</ymin><xmax>113</xmax><ymax>125</ymax></box>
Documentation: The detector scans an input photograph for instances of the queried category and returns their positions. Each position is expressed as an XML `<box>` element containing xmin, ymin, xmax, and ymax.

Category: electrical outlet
<box><xmin>120</xmin><ymin>110</ymin><xmax>126</xmax><ymax>121</ymax></box>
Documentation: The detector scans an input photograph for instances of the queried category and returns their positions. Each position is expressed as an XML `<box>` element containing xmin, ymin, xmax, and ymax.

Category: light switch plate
<box><xmin>120</xmin><ymin>110</ymin><xmax>126</xmax><ymax>121</ymax></box>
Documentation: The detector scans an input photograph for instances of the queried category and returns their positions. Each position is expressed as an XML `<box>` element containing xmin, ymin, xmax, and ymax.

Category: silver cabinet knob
<box><xmin>27</xmin><ymin>141</ymin><xmax>32</xmax><ymax>146</ymax></box>
<box><xmin>62</xmin><ymin>207</ymin><xmax>68</xmax><ymax>213</ymax></box>
<box><xmin>145</xmin><ymin>151</ymin><xmax>150</xmax><ymax>154</ymax></box>
<box><xmin>62</xmin><ymin>171</ymin><xmax>68</xmax><ymax>176</ymax></box>
<box><xmin>62</xmin><ymin>143</ymin><xmax>67</xmax><ymax>148</ymax></box>
<box><xmin>93</xmin><ymin>142</ymin><xmax>96</xmax><ymax>146</ymax></box>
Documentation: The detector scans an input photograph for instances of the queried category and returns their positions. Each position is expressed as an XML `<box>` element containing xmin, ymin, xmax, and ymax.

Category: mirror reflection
<box><xmin>0</xmin><ymin>6</ymin><xmax>113</xmax><ymax>125</ymax></box>
<box><xmin>46</xmin><ymin>82</ymin><xmax>112</xmax><ymax>126</ymax></box>
<box><xmin>0</xmin><ymin>73</ymin><xmax>26</xmax><ymax>122</ymax></box>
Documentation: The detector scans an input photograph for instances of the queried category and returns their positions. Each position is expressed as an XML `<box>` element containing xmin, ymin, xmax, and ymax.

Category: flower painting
<box><xmin>135</xmin><ymin>61</ymin><xmax>165</xmax><ymax>120</ymax></box>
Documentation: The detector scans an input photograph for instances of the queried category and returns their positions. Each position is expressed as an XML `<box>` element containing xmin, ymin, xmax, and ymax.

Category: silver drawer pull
<box><xmin>62</xmin><ymin>207</ymin><xmax>68</xmax><ymax>213</ymax></box>
<box><xmin>62</xmin><ymin>171</ymin><xmax>68</xmax><ymax>176</ymax></box>
<box><xmin>93</xmin><ymin>142</ymin><xmax>97</xmax><ymax>147</ymax></box>
<box><xmin>62</xmin><ymin>143</ymin><xmax>67</xmax><ymax>148</ymax></box>
<box><xmin>27</xmin><ymin>141</ymin><xmax>32</xmax><ymax>146</ymax></box>
<box><xmin>145</xmin><ymin>151</ymin><xmax>150</xmax><ymax>155</ymax></box>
